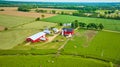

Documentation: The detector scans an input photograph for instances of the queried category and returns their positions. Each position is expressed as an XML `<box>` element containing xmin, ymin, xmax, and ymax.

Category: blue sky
<box><xmin>4</xmin><ymin>0</ymin><xmax>120</xmax><ymax>2</ymax></box>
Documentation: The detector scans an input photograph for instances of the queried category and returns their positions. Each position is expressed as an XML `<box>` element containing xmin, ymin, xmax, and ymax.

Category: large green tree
<box><xmin>79</xmin><ymin>22</ymin><xmax>86</xmax><ymax>28</ymax></box>
<box><xmin>18</xmin><ymin>5</ymin><xmax>33</xmax><ymax>12</ymax></box>
<box><xmin>98</xmin><ymin>23</ymin><xmax>104</xmax><ymax>30</ymax></box>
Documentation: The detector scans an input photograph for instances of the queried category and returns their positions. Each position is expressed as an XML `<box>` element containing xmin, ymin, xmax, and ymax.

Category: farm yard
<box><xmin>0</xmin><ymin>7</ymin><xmax>120</xmax><ymax>67</ymax></box>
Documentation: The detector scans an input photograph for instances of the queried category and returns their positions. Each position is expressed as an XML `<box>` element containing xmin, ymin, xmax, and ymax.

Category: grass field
<box><xmin>0</xmin><ymin>55</ymin><xmax>109</xmax><ymax>67</ymax></box>
<box><xmin>42</xmin><ymin>15</ymin><xmax>120</xmax><ymax>31</ymax></box>
<box><xmin>0</xmin><ymin>18</ymin><xmax>57</xmax><ymax>49</ymax></box>
<box><xmin>62</xmin><ymin>30</ymin><xmax>120</xmax><ymax>64</ymax></box>
<box><xmin>0</xmin><ymin>14</ymin><xmax>34</xmax><ymax>28</ymax></box>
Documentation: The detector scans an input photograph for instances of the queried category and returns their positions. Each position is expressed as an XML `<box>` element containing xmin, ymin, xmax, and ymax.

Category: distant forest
<box><xmin>0</xmin><ymin>1</ymin><xmax>120</xmax><ymax>19</ymax></box>
<box><xmin>0</xmin><ymin>1</ymin><xmax>120</xmax><ymax>10</ymax></box>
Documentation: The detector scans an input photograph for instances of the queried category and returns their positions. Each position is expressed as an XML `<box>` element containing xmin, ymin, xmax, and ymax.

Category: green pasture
<box><xmin>62</xmin><ymin>30</ymin><xmax>120</xmax><ymax>64</ymax></box>
<box><xmin>16</xmin><ymin>21</ymin><xmax>56</xmax><ymax>30</ymax></box>
<box><xmin>42</xmin><ymin>15</ymin><xmax>120</xmax><ymax>31</ymax></box>
<box><xmin>0</xmin><ymin>55</ymin><xmax>109</xmax><ymax>67</ymax></box>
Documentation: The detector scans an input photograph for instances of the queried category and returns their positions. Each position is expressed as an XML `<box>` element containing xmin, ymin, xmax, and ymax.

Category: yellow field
<box><xmin>32</xmin><ymin>8</ymin><xmax>77</xmax><ymax>14</ymax></box>
<box><xmin>0</xmin><ymin>7</ymin><xmax>56</xmax><ymax>18</ymax></box>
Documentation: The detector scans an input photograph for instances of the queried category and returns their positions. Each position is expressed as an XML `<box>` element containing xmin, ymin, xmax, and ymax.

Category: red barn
<box><xmin>62</xmin><ymin>28</ymin><xmax>74</xmax><ymax>36</ymax></box>
<box><xmin>26</xmin><ymin>32</ymin><xmax>47</xmax><ymax>43</ymax></box>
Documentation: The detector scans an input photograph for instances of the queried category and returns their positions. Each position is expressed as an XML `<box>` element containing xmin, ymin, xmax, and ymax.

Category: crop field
<box><xmin>62</xmin><ymin>30</ymin><xmax>120</xmax><ymax>64</ymax></box>
<box><xmin>32</xmin><ymin>8</ymin><xmax>77</xmax><ymax>14</ymax></box>
<box><xmin>0</xmin><ymin>7</ymin><xmax>56</xmax><ymax>18</ymax></box>
<box><xmin>0</xmin><ymin>55</ymin><xmax>109</xmax><ymax>67</ymax></box>
<box><xmin>42</xmin><ymin>15</ymin><xmax>120</xmax><ymax>31</ymax></box>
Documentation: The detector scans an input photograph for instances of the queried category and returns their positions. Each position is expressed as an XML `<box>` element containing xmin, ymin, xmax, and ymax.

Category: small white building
<box><xmin>43</xmin><ymin>29</ymin><xmax>51</xmax><ymax>34</ymax></box>
<box><xmin>63</xmin><ymin>23</ymin><xmax>71</xmax><ymax>27</ymax></box>
<box><xmin>53</xmin><ymin>28</ymin><xmax>59</xmax><ymax>33</ymax></box>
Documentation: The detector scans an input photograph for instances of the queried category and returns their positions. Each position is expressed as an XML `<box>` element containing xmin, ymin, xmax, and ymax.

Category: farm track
<box><xmin>103</xmin><ymin>30</ymin><xmax>120</xmax><ymax>33</ymax></box>
<box><xmin>40</xmin><ymin>27</ymin><xmax>63</xmax><ymax>44</ymax></box>
<box><xmin>56</xmin><ymin>27</ymin><xmax>79</xmax><ymax>55</ymax></box>
<box><xmin>56</xmin><ymin>39</ymin><xmax>70</xmax><ymax>56</ymax></box>
<box><xmin>11</xmin><ymin>20</ymin><xmax>35</xmax><ymax>28</ymax></box>
<box><xmin>47</xmin><ymin>33</ymin><xmax>60</xmax><ymax>43</ymax></box>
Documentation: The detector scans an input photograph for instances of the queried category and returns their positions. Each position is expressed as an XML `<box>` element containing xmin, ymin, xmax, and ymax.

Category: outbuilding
<box><xmin>53</xmin><ymin>28</ymin><xmax>59</xmax><ymax>33</ymax></box>
<box><xmin>43</xmin><ymin>29</ymin><xmax>51</xmax><ymax>34</ymax></box>
<box><xmin>63</xmin><ymin>23</ymin><xmax>71</xmax><ymax>27</ymax></box>
<box><xmin>26</xmin><ymin>32</ymin><xmax>47</xmax><ymax>43</ymax></box>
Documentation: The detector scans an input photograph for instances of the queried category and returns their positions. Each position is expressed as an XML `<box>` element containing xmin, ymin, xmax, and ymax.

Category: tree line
<box><xmin>59</xmin><ymin>20</ymin><xmax>104</xmax><ymax>30</ymax></box>
<box><xmin>17</xmin><ymin>4</ymin><xmax>120</xmax><ymax>20</ymax></box>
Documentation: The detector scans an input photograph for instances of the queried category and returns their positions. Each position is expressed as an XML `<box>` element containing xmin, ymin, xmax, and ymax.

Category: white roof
<box><xmin>53</xmin><ymin>28</ymin><xmax>58</xmax><ymax>31</ymax></box>
<box><xmin>43</xmin><ymin>30</ymin><xmax>51</xmax><ymax>34</ymax></box>
<box><xmin>27</xmin><ymin>32</ymin><xmax>46</xmax><ymax>40</ymax></box>
<box><xmin>63</xmin><ymin>23</ymin><xmax>71</xmax><ymax>26</ymax></box>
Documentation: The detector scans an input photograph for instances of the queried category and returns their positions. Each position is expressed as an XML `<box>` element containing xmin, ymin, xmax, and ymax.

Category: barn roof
<box><xmin>62</xmin><ymin>28</ymin><xmax>73</xmax><ymax>32</ymax></box>
<box><xmin>27</xmin><ymin>32</ymin><xmax>46</xmax><ymax>40</ymax></box>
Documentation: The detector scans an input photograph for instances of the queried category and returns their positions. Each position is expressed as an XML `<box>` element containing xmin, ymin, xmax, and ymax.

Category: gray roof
<box><xmin>62</xmin><ymin>28</ymin><xmax>73</xmax><ymax>32</ymax></box>
<box><xmin>43</xmin><ymin>30</ymin><xmax>51</xmax><ymax>34</ymax></box>
<box><xmin>27</xmin><ymin>32</ymin><xmax>46</xmax><ymax>40</ymax></box>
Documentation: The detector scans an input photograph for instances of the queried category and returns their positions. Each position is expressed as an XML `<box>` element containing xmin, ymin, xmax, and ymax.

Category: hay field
<box><xmin>0</xmin><ymin>7</ymin><xmax>56</xmax><ymax>18</ymax></box>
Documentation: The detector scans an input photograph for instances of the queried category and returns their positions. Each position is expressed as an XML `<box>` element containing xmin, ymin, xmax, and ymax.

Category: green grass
<box><xmin>0</xmin><ymin>55</ymin><xmax>109</xmax><ymax>67</ymax></box>
<box><xmin>0</xmin><ymin>14</ymin><xmax>34</xmax><ymax>28</ymax></box>
<box><xmin>0</xmin><ymin>21</ymin><xmax>56</xmax><ymax>49</ymax></box>
<box><xmin>42</xmin><ymin>15</ymin><xmax>120</xmax><ymax>31</ymax></box>
<box><xmin>62</xmin><ymin>30</ymin><xmax>120</xmax><ymax>64</ymax></box>
<box><xmin>33</xmin><ymin>35</ymin><xmax>67</xmax><ymax>49</ymax></box>
<box><xmin>0</xmin><ymin>49</ymin><xmax>57</xmax><ymax>55</ymax></box>
<box><xmin>16</xmin><ymin>21</ymin><xmax>56</xmax><ymax>30</ymax></box>
<box><xmin>0</xmin><ymin>29</ymin><xmax>38</xmax><ymax>49</ymax></box>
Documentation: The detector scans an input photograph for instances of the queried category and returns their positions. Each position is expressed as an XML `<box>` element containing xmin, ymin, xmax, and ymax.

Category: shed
<box><xmin>53</xmin><ymin>28</ymin><xmax>59</xmax><ymax>33</ymax></box>
<box><xmin>63</xmin><ymin>23</ymin><xmax>71</xmax><ymax>27</ymax></box>
<box><xmin>43</xmin><ymin>29</ymin><xmax>51</xmax><ymax>34</ymax></box>
<box><xmin>26</xmin><ymin>32</ymin><xmax>47</xmax><ymax>43</ymax></box>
